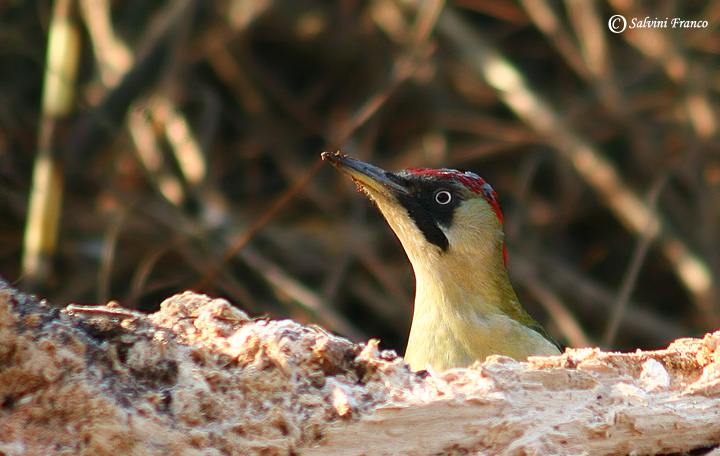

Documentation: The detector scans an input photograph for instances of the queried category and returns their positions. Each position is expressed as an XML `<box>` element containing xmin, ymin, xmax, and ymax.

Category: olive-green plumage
<box><xmin>322</xmin><ymin>152</ymin><xmax>560</xmax><ymax>371</ymax></box>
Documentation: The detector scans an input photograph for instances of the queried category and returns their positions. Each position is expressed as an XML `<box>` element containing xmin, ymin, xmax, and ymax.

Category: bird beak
<box><xmin>321</xmin><ymin>152</ymin><xmax>408</xmax><ymax>196</ymax></box>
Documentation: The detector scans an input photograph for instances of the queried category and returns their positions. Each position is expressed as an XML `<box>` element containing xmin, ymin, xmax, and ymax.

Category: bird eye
<box><xmin>435</xmin><ymin>190</ymin><xmax>452</xmax><ymax>205</ymax></box>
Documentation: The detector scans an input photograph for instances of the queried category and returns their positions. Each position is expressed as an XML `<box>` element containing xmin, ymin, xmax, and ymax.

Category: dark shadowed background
<box><xmin>1</xmin><ymin>0</ymin><xmax>719</xmax><ymax>354</ymax></box>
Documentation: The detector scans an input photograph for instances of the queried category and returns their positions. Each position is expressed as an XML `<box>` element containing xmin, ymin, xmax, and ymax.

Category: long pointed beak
<box><xmin>321</xmin><ymin>152</ymin><xmax>408</xmax><ymax>196</ymax></box>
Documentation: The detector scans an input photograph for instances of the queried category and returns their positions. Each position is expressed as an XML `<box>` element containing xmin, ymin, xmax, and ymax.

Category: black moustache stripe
<box><xmin>396</xmin><ymin>193</ymin><xmax>450</xmax><ymax>252</ymax></box>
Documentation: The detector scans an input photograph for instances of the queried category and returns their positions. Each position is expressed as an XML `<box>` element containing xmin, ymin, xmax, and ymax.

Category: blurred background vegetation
<box><xmin>1</xmin><ymin>0</ymin><xmax>719</xmax><ymax>355</ymax></box>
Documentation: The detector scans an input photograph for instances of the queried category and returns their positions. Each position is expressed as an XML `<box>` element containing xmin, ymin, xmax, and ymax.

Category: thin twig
<box><xmin>603</xmin><ymin>174</ymin><xmax>669</xmax><ymax>348</ymax></box>
<box><xmin>193</xmin><ymin>159</ymin><xmax>325</xmax><ymax>290</ymax></box>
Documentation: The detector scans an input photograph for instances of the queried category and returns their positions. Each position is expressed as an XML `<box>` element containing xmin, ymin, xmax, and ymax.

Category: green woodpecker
<box><xmin>322</xmin><ymin>152</ymin><xmax>560</xmax><ymax>371</ymax></box>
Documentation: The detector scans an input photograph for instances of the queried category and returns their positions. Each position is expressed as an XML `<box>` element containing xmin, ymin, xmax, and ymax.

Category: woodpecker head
<box><xmin>321</xmin><ymin>152</ymin><xmax>508</xmax><ymax>283</ymax></box>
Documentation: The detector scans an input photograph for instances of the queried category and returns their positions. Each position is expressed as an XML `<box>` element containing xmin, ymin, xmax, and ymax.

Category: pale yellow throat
<box><xmin>388</xmin><ymin>198</ymin><xmax>560</xmax><ymax>371</ymax></box>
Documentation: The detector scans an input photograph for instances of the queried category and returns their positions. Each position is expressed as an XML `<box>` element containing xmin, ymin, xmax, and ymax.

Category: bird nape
<box><xmin>321</xmin><ymin>152</ymin><xmax>560</xmax><ymax>371</ymax></box>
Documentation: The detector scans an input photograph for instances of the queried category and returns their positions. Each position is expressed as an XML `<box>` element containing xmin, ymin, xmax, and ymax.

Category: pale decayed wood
<box><xmin>0</xmin><ymin>281</ymin><xmax>718</xmax><ymax>455</ymax></box>
<box><xmin>306</xmin><ymin>342</ymin><xmax>720</xmax><ymax>455</ymax></box>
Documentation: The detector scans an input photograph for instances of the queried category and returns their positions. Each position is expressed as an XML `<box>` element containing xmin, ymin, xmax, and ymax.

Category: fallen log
<box><xmin>0</xmin><ymin>279</ymin><xmax>718</xmax><ymax>455</ymax></box>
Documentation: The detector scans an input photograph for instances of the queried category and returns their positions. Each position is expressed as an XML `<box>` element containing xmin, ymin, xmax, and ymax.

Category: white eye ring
<box><xmin>435</xmin><ymin>190</ymin><xmax>452</xmax><ymax>205</ymax></box>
